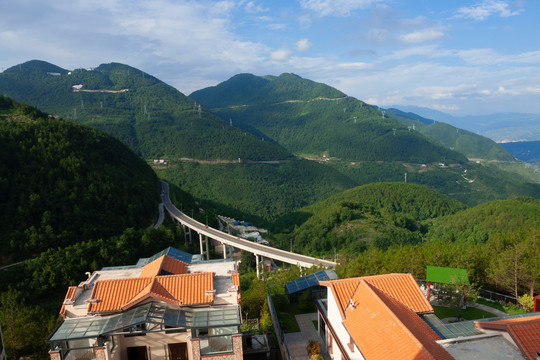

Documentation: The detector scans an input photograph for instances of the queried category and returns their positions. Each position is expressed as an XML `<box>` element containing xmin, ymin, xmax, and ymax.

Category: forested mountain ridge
<box><xmin>0</xmin><ymin>60</ymin><xmax>291</xmax><ymax>161</ymax></box>
<box><xmin>0</xmin><ymin>94</ymin><xmax>159</xmax><ymax>262</ymax></box>
<box><xmin>190</xmin><ymin>73</ymin><xmax>466</xmax><ymax>163</ymax></box>
<box><xmin>2</xmin><ymin>61</ymin><xmax>539</xmax><ymax>222</ymax></box>
<box><xmin>271</xmin><ymin>182</ymin><xmax>467</xmax><ymax>255</ymax></box>
<box><xmin>189</xmin><ymin>73</ymin><xmax>346</xmax><ymax>108</ymax></box>
<box><xmin>386</xmin><ymin>108</ymin><xmax>515</xmax><ymax>162</ymax></box>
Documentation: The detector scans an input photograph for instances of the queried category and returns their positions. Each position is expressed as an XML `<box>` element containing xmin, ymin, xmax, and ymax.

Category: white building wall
<box><xmin>113</xmin><ymin>331</ymin><xmax>191</xmax><ymax>360</ymax></box>
<box><xmin>326</xmin><ymin>290</ymin><xmax>365</xmax><ymax>360</ymax></box>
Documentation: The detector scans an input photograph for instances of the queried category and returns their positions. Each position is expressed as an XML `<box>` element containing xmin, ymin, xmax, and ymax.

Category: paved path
<box><xmin>283</xmin><ymin>313</ymin><xmax>331</xmax><ymax>360</ymax></box>
<box><xmin>468</xmin><ymin>302</ymin><xmax>507</xmax><ymax>317</ymax></box>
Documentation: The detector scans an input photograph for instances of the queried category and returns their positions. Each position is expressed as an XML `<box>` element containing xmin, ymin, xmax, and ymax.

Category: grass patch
<box><xmin>272</xmin><ymin>294</ymin><xmax>317</xmax><ymax>333</ymax></box>
<box><xmin>312</xmin><ymin>320</ymin><xmax>318</xmax><ymax>330</ymax></box>
<box><xmin>474</xmin><ymin>297</ymin><xmax>526</xmax><ymax>315</ymax></box>
<box><xmin>433</xmin><ymin>305</ymin><xmax>496</xmax><ymax>321</ymax></box>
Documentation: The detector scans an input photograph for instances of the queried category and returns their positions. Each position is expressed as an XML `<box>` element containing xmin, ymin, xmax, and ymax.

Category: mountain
<box><xmin>191</xmin><ymin>73</ymin><xmax>466</xmax><ymax>163</ymax></box>
<box><xmin>0</xmin><ymin>94</ymin><xmax>159</xmax><ymax>262</ymax></box>
<box><xmin>386</xmin><ymin>108</ymin><xmax>515</xmax><ymax>161</ymax></box>
<box><xmin>426</xmin><ymin>196</ymin><xmax>540</xmax><ymax>244</ymax></box>
<box><xmin>500</xmin><ymin>141</ymin><xmax>540</xmax><ymax>165</ymax></box>
<box><xmin>2</xmin><ymin>61</ymin><xmax>539</xmax><ymax>221</ymax></box>
<box><xmin>270</xmin><ymin>182</ymin><xmax>467</xmax><ymax>255</ymax></box>
<box><xmin>393</xmin><ymin>105</ymin><xmax>540</xmax><ymax>142</ymax></box>
<box><xmin>0</xmin><ymin>60</ymin><xmax>291</xmax><ymax>161</ymax></box>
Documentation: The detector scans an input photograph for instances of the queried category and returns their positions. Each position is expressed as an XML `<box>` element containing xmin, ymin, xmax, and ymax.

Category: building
<box><xmin>47</xmin><ymin>247</ymin><xmax>243</xmax><ymax>360</ymax></box>
<box><xmin>317</xmin><ymin>273</ymin><xmax>450</xmax><ymax>360</ymax></box>
<box><xmin>316</xmin><ymin>273</ymin><xmax>540</xmax><ymax>360</ymax></box>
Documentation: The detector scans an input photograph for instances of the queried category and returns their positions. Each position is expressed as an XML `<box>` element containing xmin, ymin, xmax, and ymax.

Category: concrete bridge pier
<box><xmin>255</xmin><ymin>254</ymin><xmax>260</xmax><ymax>279</ymax></box>
<box><xmin>199</xmin><ymin>233</ymin><xmax>210</xmax><ymax>260</ymax></box>
<box><xmin>222</xmin><ymin>243</ymin><xmax>228</xmax><ymax>259</ymax></box>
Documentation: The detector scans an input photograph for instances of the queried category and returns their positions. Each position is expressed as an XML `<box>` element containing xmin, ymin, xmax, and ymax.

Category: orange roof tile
<box><xmin>475</xmin><ymin>314</ymin><xmax>540</xmax><ymax>329</ymax></box>
<box><xmin>320</xmin><ymin>278</ymin><xmax>361</xmax><ymax>319</ymax></box>
<box><xmin>506</xmin><ymin>320</ymin><xmax>540</xmax><ymax>360</ymax></box>
<box><xmin>157</xmin><ymin>273</ymin><xmax>214</xmax><ymax>306</ymax></box>
<box><xmin>139</xmin><ymin>255</ymin><xmax>188</xmax><ymax>278</ymax></box>
<box><xmin>232</xmin><ymin>273</ymin><xmax>240</xmax><ymax>288</ymax></box>
<box><xmin>60</xmin><ymin>286</ymin><xmax>77</xmax><ymax>317</ymax></box>
<box><xmin>88</xmin><ymin>273</ymin><xmax>214</xmax><ymax>314</ymax></box>
<box><xmin>343</xmin><ymin>281</ymin><xmax>454</xmax><ymax>360</ymax></box>
<box><xmin>88</xmin><ymin>277</ymin><xmax>152</xmax><ymax>313</ymax></box>
<box><xmin>320</xmin><ymin>273</ymin><xmax>432</xmax><ymax>319</ymax></box>
<box><xmin>363</xmin><ymin>273</ymin><xmax>433</xmax><ymax>313</ymax></box>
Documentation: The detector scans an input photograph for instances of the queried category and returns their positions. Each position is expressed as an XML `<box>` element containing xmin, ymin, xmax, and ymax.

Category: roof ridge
<box><xmin>156</xmin><ymin>272</ymin><xmax>213</xmax><ymax>279</ymax></box>
<box><xmin>153</xmin><ymin>277</ymin><xmax>180</xmax><ymax>302</ymax></box>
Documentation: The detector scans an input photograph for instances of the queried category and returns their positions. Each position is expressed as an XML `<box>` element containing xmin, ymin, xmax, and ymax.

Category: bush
<box><xmin>307</xmin><ymin>340</ymin><xmax>321</xmax><ymax>358</ymax></box>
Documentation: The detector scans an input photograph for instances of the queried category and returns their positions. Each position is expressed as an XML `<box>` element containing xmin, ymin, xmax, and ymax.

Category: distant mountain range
<box><xmin>393</xmin><ymin>105</ymin><xmax>540</xmax><ymax>143</ymax></box>
<box><xmin>1</xmin><ymin>60</ymin><xmax>539</xmax><ymax>220</ymax></box>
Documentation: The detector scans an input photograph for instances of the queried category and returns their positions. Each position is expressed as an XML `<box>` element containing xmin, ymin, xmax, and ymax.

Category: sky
<box><xmin>1</xmin><ymin>0</ymin><xmax>540</xmax><ymax>115</ymax></box>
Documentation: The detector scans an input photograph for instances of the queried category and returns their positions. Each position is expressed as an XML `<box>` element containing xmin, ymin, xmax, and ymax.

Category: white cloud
<box><xmin>270</xmin><ymin>48</ymin><xmax>292</xmax><ymax>61</ymax></box>
<box><xmin>299</xmin><ymin>0</ymin><xmax>384</xmax><ymax>17</ymax></box>
<box><xmin>296</xmin><ymin>38</ymin><xmax>312</xmax><ymax>51</ymax></box>
<box><xmin>455</xmin><ymin>0</ymin><xmax>523</xmax><ymax>21</ymax></box>
<box><xmin>398</xmin><ymin>29</ymin><xmax>444</xmax><ymax>44</ymax></box>
<box><xmin>244</xmin><ymin>1</ymin><xmax>268</xmax><ymax>13</ymax></box>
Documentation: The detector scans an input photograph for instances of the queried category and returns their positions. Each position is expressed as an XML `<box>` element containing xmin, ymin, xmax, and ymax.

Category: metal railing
<box><xmin>478</xmin><ymin>289</ymin><xmax>518</xmax><ymax>305</ymax></box>
<box><xmin>267</xmin><ymin>294</ymin><xmax>292</xmax><ymax>360</ymax></box>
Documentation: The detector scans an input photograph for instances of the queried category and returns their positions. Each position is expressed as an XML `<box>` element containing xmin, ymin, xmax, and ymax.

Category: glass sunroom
<box><xmin>48</xmin><ymin>302</ymin><xmax>242</xmax><ymax>360</ymax></box>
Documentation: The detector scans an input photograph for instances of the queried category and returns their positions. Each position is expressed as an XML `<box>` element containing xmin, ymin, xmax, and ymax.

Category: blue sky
<box><xmin>1</xmin><ymin>0</ymin><xmax>539</xmax><ymax>115</ymax></box>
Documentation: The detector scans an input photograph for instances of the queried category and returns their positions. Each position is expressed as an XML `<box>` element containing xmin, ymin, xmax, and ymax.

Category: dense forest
<box><xmin>268</xmin><ymin>182</ymin><xmax>539</xmax><ymax>298</ymax></box>
<box><xmin>271</xmin><ymin>182</ymin><xmax>467</xmax><ymax>254</ymax></box>
<box><xmin>0</xmin><ymin>95</ymin><xmax>159</xmax><ymax>261</ymax></box>
<box><xmin>0</xmin><ymin>95</ymin><xmax>184</xmax><ymax>359</ymax></box>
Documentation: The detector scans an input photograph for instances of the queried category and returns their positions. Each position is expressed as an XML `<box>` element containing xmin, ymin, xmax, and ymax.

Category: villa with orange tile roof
<box><xmin>47</xmin><ymin>248</ymin><xmax>243</xmax><ymax>360</ymax></box>
<box><xmin>316</xmin><ymin>273</ymin><xmax>540</xmax><ymax>360</ymax></box>
<box><xmin>317</xmin><ymin>273</ymin><xmax>452</xmax><ymax>360</ymax></box>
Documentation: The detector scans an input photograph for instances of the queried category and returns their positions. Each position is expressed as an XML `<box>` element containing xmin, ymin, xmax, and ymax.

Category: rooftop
<box><xmin>342</xmin><ymin>281</ymin><xmax>453</xmax><ymax>360</ymax></box>
<box><xmin>59</xmin><ymin>248</ymin><xmax>240</xmax><ymax>318</ymax></box>
<box><xmin>320</xmin><ymin>273</ymin><xmax>433</xmax><ymax>319</ymax></box>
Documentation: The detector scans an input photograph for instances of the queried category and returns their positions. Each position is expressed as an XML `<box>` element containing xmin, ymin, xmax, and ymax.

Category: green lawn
<box><xmin>433</xmin><ymin>305</ymin><xmax>496</xmax><ymax>321</ymax></box>
<box><xmin>474</xmin><ymin>297</ymin><xmax>527</xmax><ymax>315</ymax></box>
<box><xmin>272</xmin><ymin>294</ymin><xmax>317</xmax><ymax>333</ymax></box>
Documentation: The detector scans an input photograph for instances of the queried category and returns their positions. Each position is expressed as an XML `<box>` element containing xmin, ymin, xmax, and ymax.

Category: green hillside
<box><xmin>270</xmin><ymin>182</ymin><xmax>466</xmax><ymax>255</ymax></box>
<box><xmin>191</xmin><ymin>73</ymin><xmax>466</xmax><ymax>163</ymax></box>
<box><xmin>387</xmin><ymin>108</ymin><xmax>515</xmax><ymax>161</ymax></box>
<box><xmin>0</xmin><ymin>94</ymin><xmax>159</xmax><ymax>262</ymax></box>
<box><xmin>426</xmin><ymin>196</ymin><xmax>540</xmax><ymax>244</ymax></box>
<box><xmin>0</xmin><ymin>60</ymin><xmax>291</xmax><ymax>161</ymax></box>
<box><xmin>154</xmin><ymin>159</ymin><xmax>357</xmax><ymax>223</ymax></box>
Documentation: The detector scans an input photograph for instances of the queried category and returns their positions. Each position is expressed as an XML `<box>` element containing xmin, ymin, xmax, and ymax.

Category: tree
<box><xmin>0</xmin><ymin>289</ymin><xmax>58</xmax><ymax>360</ymax></box>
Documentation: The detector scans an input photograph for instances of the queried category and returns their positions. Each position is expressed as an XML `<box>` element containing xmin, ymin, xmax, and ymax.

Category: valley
<box><xmin>0</xmin><ymin>61</ymin><xmax>539</xmax><ymax>360</ymax></box>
